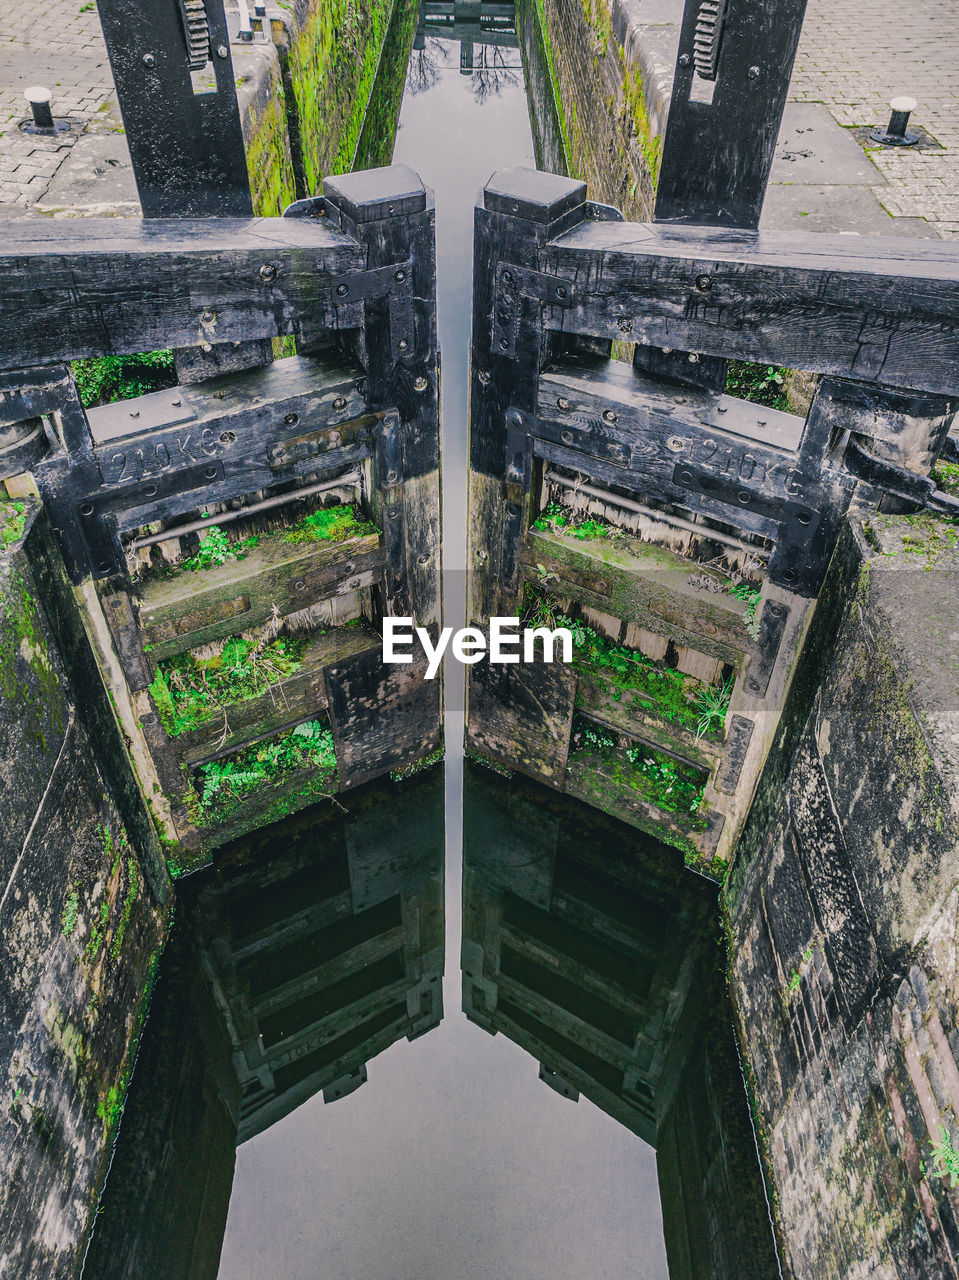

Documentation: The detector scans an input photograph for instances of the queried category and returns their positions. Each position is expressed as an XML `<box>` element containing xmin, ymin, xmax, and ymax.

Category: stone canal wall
<box><xmin>725</xmin><ymin>514</ymin><xmax>959</xmax><ymax>1279</ymax></box>
<box><xmin>0</xmin><ymin>504</ymin><xmax>169</xmax><ymax>1280</ymax></box>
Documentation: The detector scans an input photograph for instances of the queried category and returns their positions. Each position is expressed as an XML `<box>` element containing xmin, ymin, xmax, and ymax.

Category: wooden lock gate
<box><xmin>0</xmin><ymin>178</ymin><xmax>442</xmax><ymax>867</ymax></box>
<box><xmin>465</xmin><ymin>0</ymin><xmax>959</xmax><ymax>867</ymax></box>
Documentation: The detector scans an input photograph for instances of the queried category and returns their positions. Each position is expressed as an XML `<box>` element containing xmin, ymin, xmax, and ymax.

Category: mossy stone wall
<box><xmin>724</xmin><ymin>517</ymin><xmax>959</xmax><ymax>1279</ymax></box>
<box><xmin>0</xmin><ymin>508</ymin><xmax>169</xmax><ymax>1280</ymax></box>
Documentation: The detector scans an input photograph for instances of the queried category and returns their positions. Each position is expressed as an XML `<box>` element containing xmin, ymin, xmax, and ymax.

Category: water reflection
<box><xmin>81</xmin><ymin>771</ymin><xmax>444</xmax><ymax>1280</ymax></box>
<box><xmin>462</xmin><ymin>764</ymin><xmax>780</xmax><ymax>1280</ymax></box>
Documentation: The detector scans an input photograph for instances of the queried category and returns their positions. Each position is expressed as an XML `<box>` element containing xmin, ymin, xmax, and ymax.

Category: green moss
<box><xmin>354</xmin><ymin>0</ymin><xmax>419</xmax><ymax>170</ymax></box>
<box><xmin>149</xmin><ymin>633</ymin><xmax>306</xmax><ymax>737</ymax></box>
<box><xmin>0</xmin><ymin>568</ymin><xmax>66</xmax><ymax>754</ymax></box>
<box><xmin>569</xmin><ymin>715</ymin><xmax>708</xmax><ymax>819</ymax></box>
<box><xmin>245</xmin><ymin>86</ymin><xmax>297</xmax><ymax>217</ymax></box>
<box><xmin>623</xmin><ymin>59</ymin><xmax>663</xmax><ymax>184</ymax></box>
<box><xmin>109</xmin><ymin>859</ymin><xmax>139</xmax><ymax>961</ymax></box>
<box><xmin>390</xmin><ymin>745</ymin><xmax>444</xmax><ymax>781</ymax></box>
<box><xmin>1</xmin><ymin>501</ymin><xmax>27</xmax><ymax>549</ymax></box>
<box><xmin>289</xmin><ymin>0</ymin><xmax>395</xmax><ymax>190</ymax></box>
<box><xmin>932</xmin><ymin>459</ymin><xmax>959</xmax><ymax>499</ymax></box>
<box><xmin>283</xmin><ymin>503</ymin><xmax>380</xmax><ymax>545</ymax></box>
<box><xmin>61</xmin><ymin>891</ymin><xmax>80</xmax><ymax>937</ymax></box>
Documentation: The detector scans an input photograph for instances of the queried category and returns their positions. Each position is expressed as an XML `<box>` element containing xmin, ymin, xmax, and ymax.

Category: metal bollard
<box><xmin>24</xmin><ymin>86</ymin><xmax>54</xmax><ymax>131</ymax></box>
<box><xmin>870</xmin><ymin>96</ymin><xmax>920</xmax><ymax>146</ymax></box>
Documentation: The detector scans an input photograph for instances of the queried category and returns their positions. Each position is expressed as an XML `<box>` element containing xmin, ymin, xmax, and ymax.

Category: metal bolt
<box><xmin>201</xmin><ymin>342</ymin><xmax>213</xmax><ymax>353</ymax></box>
<box><xmin>562</xmin><ymin>431</ymin><xmax>573</xmax><ymax>444</ymax></box>
<box><xmin>294</xmin><ymin>579</ymin><xmax>306</xmax><ymax>592</ymax></box>
<box><xmin>397</xmin><ymin>339</ymin><xmax>408</xmax><ymax>352</ymax></box>
<box><xmin>216</xmin><ymin>44</ymin><xmax>229</xmax><ymax>58</ymax></box>
<box><xmin>395</xmin><ymin>269</ymin><xmax>406</xmax><ymax>282</ymax></box>
<box><xmin>200</xmin><ymin>309</ymin><xmax>215</xmax><ymax>324</ymax></box>
<box><xmin>348</xmin><ymin>577</ymin><xmax>361</xmax><ymax>589</ymax></box>
<box><xmin>602</xmin><ymin>409</ymin><xmax>618</xmax><ymax>424</ymax></box>
<box><xmin>499</xmin><ymin>338</ymin><xmax>509</xmax><ymax>350</ymax></box>
<box><xmin>797</xmin><ymin>512</ymin><xmax>811</xmax><ymax>526</ymax></box>
<box><xmin>204</xmin><ymin>466</ymin><xmax>217</xmax><ymax>479</ymax></box>
<box><xmin>387</xmin><ymin>469</ymin><xmax>399</xmax><ymax>484</ymax></box>
<box><xmin>328</xmin><ymin>430</ymin><xmax>340</xmax><ymax>444</ymax></box>
<box><xmin>688</xmin><ymin>352</ymin><xmax>700</xmax><ymax>363</ymax></box>
<box><xmin>556</xmin><ymin>286</ymin><xmax>568</xmax><ymax>300</ymax></box>
<box><xmin>142</xmin><ymin>52</ymin><xmax>156</xmax><ymax>68</ymax></box>
<box><xmin>478</xmin><ymin>370</ymin><xmax>491</xmax><ymax>386</ymax></box>
<box><xmin>737</xmin><ymin>491</ymin><xmax>751</xmax><ymax>504</ymax></box>
<box><xmin>617</xmin><ymin>318</ymin><xmax>632</xmax><ymax>332</ymax></box>
<box><xmin>335</xmin><ymin>283</ymin><xmax>349</xmax><ymax>297</ymax></box>
<box><xmin>871</xmin><ymin>96</ymin><xmax>920</xmax><ymax>147</ymax></box>
<box><xmin>79</xmin><ymin>503</ymin><xmax>94</xmax><ymax>516</ymax></box>
<box><xmin>259</xmin><ymin>263</ymin><xmax>277</xmax><ymax>282</ymax></box>
<box><xmin>757</xmin><ymin>419</ymin><xmax>766</xmax><ymax>427</ymax></box>
<box><xmin>748</xmin><ymin>65</ymin><xmax>760</xmax><ymax>79</ymax></box>
<box><xmin>388</xmin><ymin>506</ymin><xmax>401</xmax><ymax>520</ymax></box>
<box><xmin>679</xmin><ymin>53</ymin><xmax>691</xmax><ymax>67</ymax></box>
<box><xmin>696</xmin><ymin>274</ymin><xmax>712</xmax><ymax>291</ymax></box>
<box><xmin>220</xmin><ymin>431</ymin><xmax>236</xmax><ymax>444</ymax></box>
<box><xmin>172</xmin><ymin>398</ymin><xmax>182</xmax><ymax>406</ymax></box>
<box><xmin>129</xmin><ymin>409</ymin><xmax>140</xmax><ymax>418</ymax></box>
<box><xmin>388</xmin><ymin>204</ymin><xmax>395</xmax><ymax>214</ymax></box>
<box><xmin>417</xmin><ymin>554</ymin><xmax>430</xmax><ymax>566</ymax></box>
<box><xmin>144</xmin><ymin>484</ymin><xmax>157</xmax><ymax>497</ymax></box>
<box><xmin>414</xmin><ymin>376</ymin><xmax>428</xmax><ymax>392</ymax></box>
<box><xmin>333</xmin><ymin>396</ymin><xmax>347</xmax><ymax>410</ymax></box>
<box><xmin>717</xmin><ymin>405</ymin><xmax>727</xmax><ymax>414</ymax></box>
<box><xmin>503</xmin><ymin>271</ymin><xmax>514</xmax><ymax>285</ymax></box>
<box><xmin>557</xmin><ymin>396</ymin><xmax>571</xmax><ymax>410</ymax></box>
<box><xmin>284</xmin><ymin>412</ymin><xmax>299</xmax><ymax>425</ymax></box>
<box><xmin>23</xmin><ymin>87</ymin><xmax>54</xmax><ymax>130</ymax></box>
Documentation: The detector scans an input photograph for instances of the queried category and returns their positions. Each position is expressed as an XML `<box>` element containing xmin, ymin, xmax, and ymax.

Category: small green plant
<box><xmin>532</xmin><ymin>500</ymin><xmax>616</xmax><ymax>542</ymax></box>
<box><xmin>727</xmin><ymin>579</ymin><xmax>762</xmax><ymax>640</ymax></box>
<box><xmin>524</xmin><ymin>588</ymin><xmax>730</xmax><ymax>738</ymax></box>
<box><xmin>1</xmin><ymin>501</ymin><xmax>27</xmax><ymax>549</ymax></box>
<box><xmin>182</xmin><ymin>523</ymin><xmax>259</xmax><ymax>571</ymax></box>
<box><xmin>71</xmin><ymin>350</ymin><xmax>177</xmax><ymax>408</ymax></box>
<box><xmin>694</xmin><ymin>676</ymin><xmax>733</xmax><ymax>740</ymax></box>
<box><xmin>569</xmin><ymin>715</ymin><xmax>707</xmax><ymax>818</ymax></box>
<box><xmin>932</xmin><ymin>459</ymin><xmax>959</xmax><ymax>500</ymax></box>
<box><xmin>390</xmin><ymin>746</ymin><xmax>444</xmax><ymax>781</ymax></box>
<box><xmin>787</xmin><ymin>946</ymin><xmax>814</xmax><ymax>994</ymax></box>
<box><xmin>149</xmin><ymin>633</ymin><xmax>306</xmax><ymax>737</ymax></box>
<box><xmin>283</xmin><ymin>504</ymin><xmax>380</xmax><ymax>545</ymax></box>
<box><xmin>725</xmin><ymin>360</ymin><xmax>788</xmax><ymax>411</ymax></box>
<box><xmin>931</xmin><ymin>1126</ymin><xmax>959</xmax><ymax>1188</ymax></box>
<box><xmin>196</xmin><ymin>718</ymin><xmax>337</xmax><ymax>814</ymax></box>
<box><xmin>61</xmin><ymin>891</ymin><xmax>79</xmax><ymax>938</ymax></box>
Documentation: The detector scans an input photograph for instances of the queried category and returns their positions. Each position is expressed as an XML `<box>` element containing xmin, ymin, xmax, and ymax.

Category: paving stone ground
<box><xmin>0</xmin><ymin>0</ymin><xmax>956</xmax><ymax>234</ymax></box>
<box><xmin>792</xmin><ymin>0</ymin><xmax>959</xmax><ymax>238</ymax></box>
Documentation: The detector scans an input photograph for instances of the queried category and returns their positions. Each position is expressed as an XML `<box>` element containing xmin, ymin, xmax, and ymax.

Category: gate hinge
<box><xmin>329</xmin><ymin>260</ymin><xmax>414</xmax><ymax>361</ymax></box>
<box><xmin>844</xmin><ymin>438</ymin><xmax>959</xmax><ymax>517</ymax></box>
<box><xmin>492</xmin><ymin>263</ymin><xmax>576</xmax><ymax>358</ymax></box>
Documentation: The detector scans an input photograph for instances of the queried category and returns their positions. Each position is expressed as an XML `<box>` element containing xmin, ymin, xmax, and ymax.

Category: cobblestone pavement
<box><xmin>0</xmin><ymin>0</ymin><xmax>957</xmax><ymax>233</ymax></box>
<box><xmin>0</xmin><ymin>2</ymin><xmax>115</xmax><ymax>209</ymax></box>
<box><xmin>792</xmin><ymin>0</ymin><xmax>959</xmax><ymax>238</ymax></box>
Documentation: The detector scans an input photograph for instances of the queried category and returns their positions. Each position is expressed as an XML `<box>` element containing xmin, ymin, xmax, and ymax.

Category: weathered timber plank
<box><xmin>544</xmin><ymin>221</ymin><xmax>959</xmax><ymax>395</ymax></box>
<box><xmin>0</xmin><ymin>218</ymin><xmax>364</xmax><ymax>370</ymax></box>
<box><xmin>466</xmin><ymin>653</ymin><xmax>578</xmax><ymax>784</ymax></box>
<box><xmin>324</xmin><ymin>640</ymin><xmax>441</xmax><ymax>787</ymax></box>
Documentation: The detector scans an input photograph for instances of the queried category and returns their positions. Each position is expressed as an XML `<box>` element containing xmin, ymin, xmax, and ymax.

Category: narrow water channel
<box><xmin>80</xmin><ymin>9</ymin><xmax>780</xmax><ymax>1278</ymax></box>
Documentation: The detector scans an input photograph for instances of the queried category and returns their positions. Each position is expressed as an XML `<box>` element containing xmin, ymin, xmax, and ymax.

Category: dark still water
<box><xmin>81</xmin><ymin>10</ymin><xmax>779</xmax><ymax>1279</ymax></box>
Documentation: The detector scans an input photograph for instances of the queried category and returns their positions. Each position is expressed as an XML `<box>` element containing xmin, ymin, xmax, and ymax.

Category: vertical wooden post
<box><xmin>468</xmin><ymin>167</ymin><xmax>587</xmax><ymax>622</ymax></box>
<box><xmin>323</xmin><ymin>164</ymin><xmax>441</xmax><ymax>629</ymax></box>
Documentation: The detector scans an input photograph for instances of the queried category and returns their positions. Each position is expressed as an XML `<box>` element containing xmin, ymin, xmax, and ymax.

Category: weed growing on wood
<box><xmin>532</xmin><ymin>500</ymin><xmax>623</xmax><ymax>542</ymax></box>
<box><xmin>183</xmin><ymin>522</ymin><xmax>259</xmax><ymax>571</ymax></box>
<box><xmin>390</xmin><ymin>746</ymin><xmax>444</xmax><ymax>781</ymax></box>
<box><xmin>569</xmin><ymin>715</ymin><xmax>707</xmax><ymax>817</ymax></box>
<box><xmin>931</xmin><ymin>1126</ymin><xmax>959</xmax><ymax>1188</ymax></box>
<box><xmin>149</xmin><ymin>634</ymin><xmax>306</xmax><ymax>737</ymax></box>
<box><xmin>196</xmin><ymin>718</ymin><xmax>337</xmax><ymax>814</ymax></box>
<box><xmin>694</xmin><ymin>676</ymin><xmax>733</xmax><ymax>740</ymax></box>
<box><xmin>787</xmin><ymin>946</ymin><xmax>813</xmax><ymax>994</ymax></box>
<box><xmin>727</xmin><ymin>579</ymin><xmax>762</xmax><ymax>639</ymax></box>
<box><xmin>524</xmin><ymin>587</ymin><xmax>728</xmax><ymax>737</ymax></box>
<box><xmin>283</xmin><ymin>503</ymin><xmax>380</xmax><ymax>545</ymax></box>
